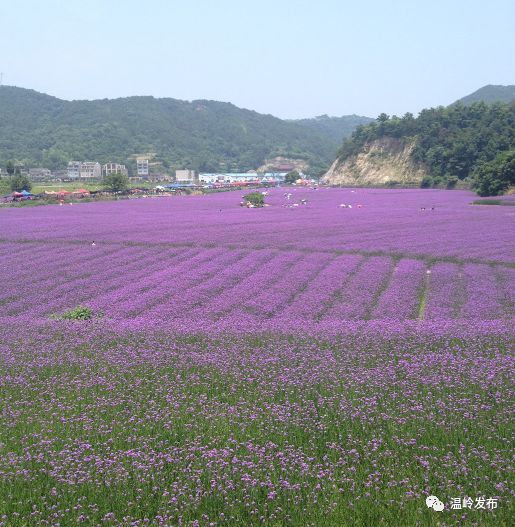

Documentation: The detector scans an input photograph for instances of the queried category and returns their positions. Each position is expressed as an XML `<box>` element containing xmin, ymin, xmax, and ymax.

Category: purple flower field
<box><xmin>1</xmin><ymin>188</ymin><xmax>514</xmax><ymax>261</ymax></box>
<box><xmin>0</xmin><ymin>188</ymin><xmax>513</xmax><ymax>326</ymax></box>
<box><xmin>0</xmin><ymin>188</ymin><xmax>513</xmax><ymax>526</ymax></box>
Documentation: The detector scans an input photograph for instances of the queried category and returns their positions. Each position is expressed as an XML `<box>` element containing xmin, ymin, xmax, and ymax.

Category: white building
<box><xmin>175</xmin><ymin>169</ymin><xmax>197</xmax><ymax>183</ymax></box>
<box><xmin>67</xmin><ymin>161</ymin><xmax>81</xmax><ymax>179</ymax></box>
<box><xmin>79</xmin><ymin>162</ymin><xmax>101</xmax><ymax>179</ymax></box>
<box><xmin>198</xmin><ymin>172</ymin><xmax>288</xmax><ymax>184</ymax></box>
<box><xmin>102</xmin><ymin>163</ymin><xmax>128</xmax><ymax>178</ymax></box>
<box><xmin>198</xmin><ymin>172</ymin><xmax>258</xmax><ymax>184</ymax></box>
<box><xmin>136</xmin><ymin>158</ymin><xmax>149</xmax><ymax>178</ymax></box>
<box><xmin>261</xmin><ymin>172</ymin><xmax>288</xmax><ymax>183</ymax></box>
<box><xmin>67</xmin><ymin>161</ymin><xmax>102</xmax><ymax>180</ymax></box>
<box><xmin>198</xmin><ymin>173</ymin><xmax>221</xmax><ymax>184</ymax></box>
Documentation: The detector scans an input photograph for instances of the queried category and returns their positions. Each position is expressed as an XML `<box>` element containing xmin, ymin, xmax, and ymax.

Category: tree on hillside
<box><xmin>336</xmin><ymin>101</ymin><xmax>515</xmax><ymax>195</ymax></box>
<box><xmin>10</xmin><ymin>174</ymin><xmax>32</xmax><ymax>192</ymax></box>
<box><xmin>472</xmin><ymin>149</ymin><xmax>515</xmax><ymax>196</ymax></box>
<box><xmin>285</xmin><ymin>170</ymin><xmax>300</xmax><ymax>184</ymax></box>
<box><xmin>5</xmin><ymin>161</ymin><xmax>14</xmax><ymax>178</ymax></box>
<box><xmin>103</xmin><ymin>172</ymin><xmax>129</xmax><ymax>192</ymax></box>
<box><xmin>0</xmin><ymin>87</ymin><xmax>356</xmax><ymax>175</ymax></box>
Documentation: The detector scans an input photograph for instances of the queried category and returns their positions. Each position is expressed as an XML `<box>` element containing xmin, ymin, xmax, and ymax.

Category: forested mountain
<box><xmin>330</xmin><ymin>102</ymin><xmax>515</xmax><ymax>195</ymax></box>
<box><xmin>0</xmin><ymin>86</ymin><xmax>370</xmax><ymax>175</ymax></box>
<box><xmin>291</xmin><ymin>114</ymin><xmax>374</xmax><ymax>143</ymax></box>
<box><xmin>452</xmin><ymin>85</ymin><xmax>515</xmax><ymax>106</ymax></box>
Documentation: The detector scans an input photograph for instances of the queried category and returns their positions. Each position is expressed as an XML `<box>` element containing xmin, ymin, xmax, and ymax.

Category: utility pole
<box><xmin>0</xmin><ymin>72</ymin><xmax>3</xmax><ymax>85</ymax></box>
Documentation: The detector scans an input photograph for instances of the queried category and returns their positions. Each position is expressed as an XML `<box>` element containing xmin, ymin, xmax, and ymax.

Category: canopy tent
<box><xmin>163</xmin><ymin>183</ymin><xmax>196</xmax><ymax>189</ymax></box>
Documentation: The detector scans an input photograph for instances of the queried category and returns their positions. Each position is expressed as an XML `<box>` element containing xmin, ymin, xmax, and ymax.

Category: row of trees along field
<box><xmin>0</xmin><ymin>161</ymin><xmax>33</xmax><ymax>192</ymax></box>
<box><xmin>337</xmin><ymin>102</ymin><xmax>515</xmax><ymax>196</ymax></box>
<box><xmin>1</xmin><ymin>163</ymin><xmax>129</xmax><ymax>194</ymax></box>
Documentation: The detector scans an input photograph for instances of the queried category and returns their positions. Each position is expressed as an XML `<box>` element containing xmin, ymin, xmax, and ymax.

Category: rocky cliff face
<box><xmin>322</xmin><ymin>137</ymin><xmax>427</xmax><ymax>185</ymax></box>
<box><xmin>257</xmin><ymin>156</ymin><xmax>309</xmax><ymax>174</ymax></box>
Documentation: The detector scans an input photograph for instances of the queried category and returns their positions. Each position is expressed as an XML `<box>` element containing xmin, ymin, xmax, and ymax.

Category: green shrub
<box><xmin>446</xmin><ymin>175</ymin><xmax>459</xmax><ymax>189</ymax></box>
<box><xmin>103</xmin><ymin>172</ymin><xmax>129</xmax><ymax>192</ymax></box>
<box><xmin>244</xmin><ymin>192</ymin><xmax>265</xmax><ymax>207</ymax></box>
<box><xmin>471</xmin><ymin>199</ymin><xmax>515</xmax><ymax>206</ymax></box>
<box><xmin>420</xmin><ymin>176</ymin><xmax>433</xmax><ymax>188</ymax></box>
<box><xmin>472</xmin><ymin>149</ymin><xmax>515</xmax><ymax>196</ymax></box>
<box><xmin>10</xmin><ymin>174</ymin><xmax>32</xmax><ymax>192</ymax></box>
<box><xmin>472</xmin><ymin>199</ymin><xmax>501</xmax><ymax>205</ymax></box>
<box><xmin>285</xmin><ymin>170</ymin><xmax>300</xmax><ymax>184</ymax></box>
<box><xmin>59</xmin><ymin>306</ymin><xmax>95</xmax><ymax>320</ymax></box>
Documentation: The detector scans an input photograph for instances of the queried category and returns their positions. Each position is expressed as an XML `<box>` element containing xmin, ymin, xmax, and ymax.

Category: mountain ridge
<box><xmin>0</xmin><ymin>86</ymin><xmax>372</xmax><ymax>175</ymax></box>
<box><xmin>452</xmin><ymin>84</ymin><xmax>515</xmax><ymax>106</ymax></box>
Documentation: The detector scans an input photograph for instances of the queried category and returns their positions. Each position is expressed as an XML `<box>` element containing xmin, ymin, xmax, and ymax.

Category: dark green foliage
<box><xmin>103</xmin><ymin>172</ymin><xmax>129</xmax><ymax>192</ymax></box>
<box><xmin>5</xmin><ymin>160</ymin><xmax>14</xmax><ymax>177</ymax></box>
<box><xmin>472</xmin><ymin>149</ymin><xmax>515</xmax><ymax>196</ymax></box>
<box><xmin>384</xmin><ymin>180</ymin><xmax>400</xmax><ymax>187</ymax></box>
<box><xmin>10</xmin><ymin>174</ymin><xmax>32</xmax><ymax>192</ymax></box>
<box><xmin>0</xmin><ymin>86</ymin><xmax>369</xmax><ymax>174</ymax></box>
<box><xmin>337</xmin><ymin>102</ymin><xmax>515</xmax><ymax>195</ymax></box>
<box><xmin>420</xmin><ymin>176</ymin><xmax>435</xmax><ymax>188</ymax></box>
<box><xmin>243</xmin><ymin>192</ymin><xmax>265</xmax><ymax>207</ymax></box>
<box><xmin>446</xmin><ymin>175</ymin><xmax>459</xmax><ymax>189</ymax></box>
<box><xmin>285</xmin><ymin>170</ymin><xmax>300</xmax><ymax>183</ymax></box>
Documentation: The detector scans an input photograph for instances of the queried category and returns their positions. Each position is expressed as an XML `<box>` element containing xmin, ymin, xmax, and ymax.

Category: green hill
<box><xmin>328</xmin><ymin>101</ymin><xmax>515</xmax><ymax>196</ymax></box>
<box><xmin>290</xmin><ymin>114</ymin><xmax>374</xmax><ymax>144</ymax></box>
<box><xmin>0</xmin><ymin>86</ymin><xmax>370</xmax><ymax>175</ymax></box>
<box><xmin>452</xmin><ymin>84</ymin><xmax>515</xmax><ymax>106</ymax></box>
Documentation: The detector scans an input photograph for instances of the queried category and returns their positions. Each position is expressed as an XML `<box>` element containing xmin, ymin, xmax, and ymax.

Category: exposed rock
<box><xmin>257</xmin><ymin>156</ymin><xmax>309</xmax><ymax>174</ymax></box>
<box><xmin>323</xmin><ymin>137</ymin><xmax>427</xmax><ymax>186</ymax></box>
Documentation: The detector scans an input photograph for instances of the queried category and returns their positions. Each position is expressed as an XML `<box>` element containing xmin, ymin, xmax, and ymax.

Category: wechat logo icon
<box><xmin>426</xmin><ymin>495</ymin><xmax>444</xmax><ymax>512</ymax></box>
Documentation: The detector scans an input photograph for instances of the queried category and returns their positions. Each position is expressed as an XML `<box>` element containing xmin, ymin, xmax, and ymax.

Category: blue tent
<box><xmin>163</xmin><ymin>183</ymin><xmax>196</xmax><ymax>189</ymax></box>
<box><xmin>21</xmin><ymin>190</ymin><xmax>32</xmax><ymax>196</ymax></box>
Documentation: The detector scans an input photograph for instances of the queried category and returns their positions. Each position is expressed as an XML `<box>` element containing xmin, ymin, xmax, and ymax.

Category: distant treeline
<box><xmin>337</xmin><ymin>102</ymin><xmax>515</xmax><ymax>195</ymax></box>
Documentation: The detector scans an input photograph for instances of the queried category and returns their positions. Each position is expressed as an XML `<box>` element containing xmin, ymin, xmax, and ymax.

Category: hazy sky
<box><xmin>1</xmin><ymin>0</ymin><xmax>514</xmax><ymax>119</ymax></box>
